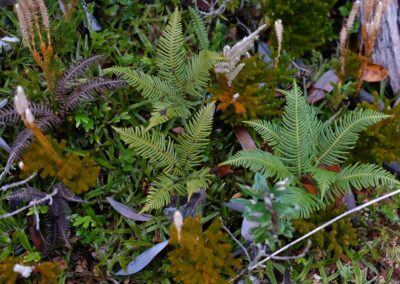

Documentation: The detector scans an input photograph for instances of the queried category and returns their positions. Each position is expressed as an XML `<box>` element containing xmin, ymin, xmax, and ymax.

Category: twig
<box><xmin>194</xmin><ymin>0</ymin><xmax>232</xmax><ymax>17</ymax></box>
<box><xmin>0</xmin><ymin>188</ymin><xmax>58</xmax><ymax>219</ymax></box>
<box><xmin>0</xmin><ymin>172</ymin><xmax>37</xmax><ymax>192</ymax></box>
<box><xmin>232</xmin><ymin>187</ymin><xmax>400</xmax><ymax>280</ymax></box>
<box><xmin>219</xmin><ymin>217</ymin><xmax>252</xmax><ymax>263</ymax></box>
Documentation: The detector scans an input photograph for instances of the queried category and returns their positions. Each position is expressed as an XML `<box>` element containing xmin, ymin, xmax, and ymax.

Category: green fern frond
<box><xmin>105</xmin><ymin>67</ymin><xmax>178</xmax><ymax>103</ymax></box>
<box><xmin>278</xmin><ymin>84</ymin><xmax>315</xmax><ymax>176</ymax></box>
<box><xmin>114</xmin><ymin>126</ymin><xmax>181</xmax><ymax>173</ymax></box>
<box><xmin>284</xmin><ymin>187</ymin><xmax>325</xmax><ymax>219</ymax></box>
<box><xmin>221</xmin><ymin>149</ymin><xmax>291</xmax><ymax>179</ymax></box>
<box><xmin>186</xmin><ymin>173</ymin><xmax>210</xmax><ymax>200</ymax></box>
<box><xmin>176</xmin><ymin>103</ymin><xmax>215</xmax><ymax>168</ymax></box>
<box><xmin>157</xmin><ymin>8</ymin><xmax>186</xmax><ymax>84</ymax></box>
<box><xmin>309</xmin><ymin>167</ymin><xmax>338</xmax><ymax>200</ymax></box>
<box><xmin>244</xmin><ymin>119</ymin><xmax>281</xmax><ymax>149</ymax></box>
<box><xmin>316</xmin><ymin>109</ymin><xmax>391</xmax><ymax>165</ymax></box>
<box><xmin>147</xmin><ymin>100</ymin><xmax>193</xmax><ymax>129</ymax></box>
<box><xmin>188</xmin><ymin>7</ymin><xmax>209</xmax><ymax>50</ymax></box>
<box><xmin>182</xmin><ymin>50</ymin><xmax>223</xmax><ymax>98</ymax></box>
<box><xmin>333</xmin><ymin>163</ymin><xmax>400</xmax><ymax>193</ymax></box>
<box><xmin>141</xmin><ymin>174</ymin><xmax>186</xmax><ymax>213</ymax></box>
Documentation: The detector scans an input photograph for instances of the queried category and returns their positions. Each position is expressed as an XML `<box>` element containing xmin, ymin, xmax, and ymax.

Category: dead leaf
<box><xmin>213</xmin><ymin>164</ymin><xmax>233</xmax><ymax>178</ymax></box>
<box><xmin>300</xmin><ymin>175</ymin><xmax>318</xmax><ymax>195</ymax></box>
<box><xmin>318</xmin><ymin>164</ymin><xmax>341</xmax><ymax>173</ymax></box>
<box><xmin>234</xmin><ymin>126</ymin><xmax>257</xmax><ymax>150</ymax></box>
<box><xmin>27</xmin><ymin>215</ymin><xmax>45</xmax><ymax>252</ymax></box>
<box><xmin>359</xmin><ymin>56</ymin><xmax>388</xmax><ymax>82</ymax></box>
<box><xmin>231</xmin><ymin>192</ymin><xmax>241</xmax><ymax>199</ymax></box>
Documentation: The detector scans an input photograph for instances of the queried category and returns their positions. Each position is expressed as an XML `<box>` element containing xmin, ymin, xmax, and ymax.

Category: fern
<box><xmin>279</xmin><ymin>85</ymin><xmax>316</xmax><ymax>177</ymax></box>
<box><xmin>114</xmin><ymin>126</ymin><xmax>180</xmax><ymax>174</ymax></box>
<box><xmin>156</xmin><ymin>8</ymin><xmax>186</xmax><ymax>84</ymax></box>
<box><xmin>243</xmin><ymin>119</ymin><xmax>281</xmax><ymax>149</ymax></box>
<box><xmin>316</xmin><ymin>109</ymin><xmax>391</xmax><ymax>165</ymax></box>
<box><xmin>333</xmin><ymin>163</ymin><xmax>399</xmax><ymax>193</ymax></box>
<box><xmin>116</xmin><ymin>104</ymin><xmax>215</xmax><ymax>212</ymax></box>
<box><xmin>176</xmin><ymin>103</ymin><xmax>214</xmax><ymax>168</ymax></box>
<box><xmin>106</xmin><ymin>9</ymin><xmax>221</xmax><ymax>128</ymax></box>
<box><xmin>223</xmin><ymin>84</ymin><xmax>399</xmax><ymax>214</ymax></box>
<box><xmin>188</xmin><ymin>7</ymin><xmax>209</xmax><ymax>50</ymax></box>
<box><xmin>5</xmin><ymin>182</ymin><xmax>84</xmax><ymax>256</ymax></box>
<box><xmin>221</xmin><ymin>149</ymin><xmax>291</xmax><ymax>180</ymax></box>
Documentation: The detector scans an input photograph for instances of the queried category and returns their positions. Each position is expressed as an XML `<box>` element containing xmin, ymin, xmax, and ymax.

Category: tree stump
<box><xmin>366</xmin><ymin>0</ymin><xmax>400</xmax><ymax>94</ymax></box>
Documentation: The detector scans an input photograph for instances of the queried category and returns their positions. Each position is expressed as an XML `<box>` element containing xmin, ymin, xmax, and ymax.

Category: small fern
<box><xmin>106</xmin><ymin>9</ymin><xmax>222</xmax><ymax>128</ymax></box>
<box><xmin>115</xmin><ymin>103</ymin><xmax>215</xmax><ymax>212</ymax></box>
<box><xmin>221</xmin><ymin>84</ymin><xmax>399</xmax><ymax>216</ymax></box>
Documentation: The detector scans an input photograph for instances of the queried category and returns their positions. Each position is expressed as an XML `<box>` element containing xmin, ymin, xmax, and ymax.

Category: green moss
<box><xmin>21</xmin><ymin>136</ymin><xmax>100</xmax><ymax>194</ymax></box>
<box><xmin>293</xmin><ymin>206</ymin><xmax>358</xmax><ymax>260</ymax></box>
<box><xmin>261</xmin><ymin>0</ymin><xmax>338</xmax><ymax>57</ymax></box>
<box><xmin>168</xmin><ymin>217</ymin><xmax>240</xmax><ymax>284</ymax></box>
<box><xmin>349</xmin><ymin>97</ymin><xmax>400</xmax><ymax>164</ymax></box>
<box><xmin>209</xmin><ymin>55</ymin><xmax>285</xmax><ymax>126</ymax></box>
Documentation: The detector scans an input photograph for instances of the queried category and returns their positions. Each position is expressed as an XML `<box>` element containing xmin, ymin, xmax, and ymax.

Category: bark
<box><xmin>365</xmin><ymin>1</ymin><xmax>400</xmax><ymax>94</ymax></box>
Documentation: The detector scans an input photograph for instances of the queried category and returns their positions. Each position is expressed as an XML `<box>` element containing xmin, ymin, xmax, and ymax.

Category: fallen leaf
<box><xmin>116</xmin><ymin>240</ymin><xmax>169</xmax><ymax>276</ymax></box>
<box><xmin>213</xmin><ymin>164</ymin><xmax>233</xmax><ymax>178</ymax></box>
<box><xmin>359</xmin><ymin>56</ymin><xmax>388</xmax><ymax>82</ymax></box>
<box><xmin>107</xmin><ymin>197</ymin><xmax>152</xmax><ymax>221</ymax></box>
<box><xmin>234</xmin><ymin>126</ymin><xmax>257</xmax><ymax>150</ymax></box>
<box><xmin>300</xmin><ymin>175</ymin><xmax>318</xmax><ymax>195</ymax></box>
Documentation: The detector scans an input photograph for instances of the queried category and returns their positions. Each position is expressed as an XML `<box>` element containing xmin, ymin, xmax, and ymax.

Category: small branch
<box><xmin>0</xmin><ymin>188</ymin><xmax>58</xmax><ymax>219</ymax></box>
<box><xmin>247</xmin><ymin>187</ymin><xmax>400</xmax><ymax>273</ymax></box>
<box><xmin>0</xmin><ymin>172</ymin><xmax>37</xmax><ymax>192</ymax></box>
<box><xmin>194</xmin><ymin>0</ymin><xmax>232</xmax><ymax>17</ymax></box>
<box><xmin>219</xmin><ymin>217</ymin><xmax>252</xmax><ymax>263</ymax></box>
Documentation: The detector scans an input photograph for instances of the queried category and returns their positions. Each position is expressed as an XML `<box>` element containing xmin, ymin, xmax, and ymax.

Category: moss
<box><xmin>293</xmin><ymin>206</ymin><xmax>358</xmax><ymax>260</ymax></box>
<box><xmin>0</xmin><ymin>257</ymin><xmax>61</xmax><ymax>284</ymax></box>
<box><xmin>261</xmin><ymin>0</ymin><xmax>338</xmax><ymax>57</ymax></box>
<box><xmin>21</xmin><ymin>136</ymin><xmax>100</xmax><ymax>194</ymax></box>
<box><xmin>209</xmin><ymin>55</ymin><xmax>284</xmax><ymax>126</ymax></box>
<box><xmin>349</xmin><ymin>97</ymin><xmax>400</xmax><ymax>164</ymax></box>
<box><xmin>168</xmin><ymin>217</ymin><xmax>240</xmax><ymax>284</ymax></box>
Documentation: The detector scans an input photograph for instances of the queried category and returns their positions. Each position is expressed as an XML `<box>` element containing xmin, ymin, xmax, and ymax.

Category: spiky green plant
<box><xmin>106</xmin><ymin>9</ymin><xmax>221</xmax><ymax>129</ymax></box>
<box><xmin>221</xmin><ymin>84</ymin><xmax>400</xmax><ymax>217</ymax></box>
<box><xmin>114</xmin><ymin>104</ymin><xmax>215</xmax><ymax>212</ymax></box>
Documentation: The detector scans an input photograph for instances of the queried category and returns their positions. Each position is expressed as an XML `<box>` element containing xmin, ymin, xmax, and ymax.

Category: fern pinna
<box><xmin>221</xmin><ymin>84</ymin><xmax>400</xmax><ymax>218</ymax></box>
<box><xmin>0</xmin><ymin>55</ymin><xmax>124</xmax><ymax>178</ymax></box>
<box><xmin>114</xmin><ymin>103</ymin><xmax>215</xmax><ymax>212</ymax></box>
<box><xmin>106</xmin><ymin>9</ymin><xmax>221</xmax><ymax>129</ymax></box>
<box><xmin>5</xmin><ymin>182</ymin><xmax>85</xmax><ymax>256</ymax></box>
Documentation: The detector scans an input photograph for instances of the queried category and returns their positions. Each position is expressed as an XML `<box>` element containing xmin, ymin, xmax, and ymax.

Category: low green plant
<box><xmin>114</xmin><ymin>103</ymin><xmax>215</xmax><ymax>212</ymax></box>
<box><xmin>232</xmin><ymin>173</ymin><xmax>296</xmax><ymax>247</ymax></box>
<box><xmin>222</xmin><ymin>84</ymin><xmax>399</xmax><ymax>217</ymax></box>
<box><xmin>107</xmin><ymin>8</ymin><xmax>222</xmax><ymax>129</ymax></box>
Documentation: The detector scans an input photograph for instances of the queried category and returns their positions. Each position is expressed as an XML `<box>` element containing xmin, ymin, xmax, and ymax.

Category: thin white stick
<box><xmin>0</xmin><ymin>188</ymin><xmax>58</xmax><ymax>219</ymax></box>
<box><xmin>0</xmin><ymin>172</ymin><xmax>37</xmax><ymax>192</ymax></box>
<box><xmin>247</xmin><ymin>187</ymin><xmax>400</xmax><ymax>273</ymax></box>
<box><xmin>220</xmin><ymin>217</ymin><xmax>252</xmax><ymax>263</ymax></box>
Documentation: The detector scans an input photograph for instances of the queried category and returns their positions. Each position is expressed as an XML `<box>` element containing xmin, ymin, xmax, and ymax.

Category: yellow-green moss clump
<box><xmin>21</xmin><ymin>136</ymin><xmax>100</xmax><ymax>194</ymax></box>
<box><xmin>168</xmin><ymin>217</ymin><xmax>240</xmax><ymax>284</ymax></box>
<box><xmin>293</xmin><ymin>206</ymin><xmax>358</xmax><ymax>260</ymax></box>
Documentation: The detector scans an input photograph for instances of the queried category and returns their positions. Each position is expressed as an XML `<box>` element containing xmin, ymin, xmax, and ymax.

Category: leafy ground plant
<box><xmin>107</xmin><ymin>8</ymin><xmax>221</xmax><ymax>128</ymax></box>
<box><xmin>115</xmin><ymin>103</ymin><xmax>215</xmax><ymax>212</ymax></box>
<box><xmin>222</xmin><ymin>83</ymin><xmax>400</xmax><ymax>217</ymax></box>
